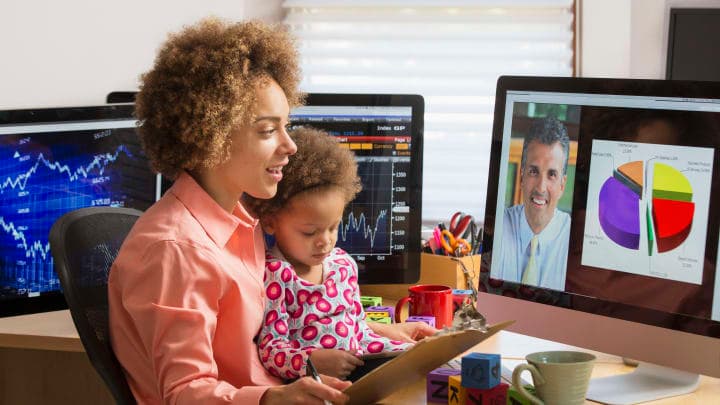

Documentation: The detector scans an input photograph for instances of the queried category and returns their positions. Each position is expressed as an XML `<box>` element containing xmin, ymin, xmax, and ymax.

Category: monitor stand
<box><xmin>586</xmin><ymin>362</ymin><xmax>700</xmax><ymax>404</ymax></box>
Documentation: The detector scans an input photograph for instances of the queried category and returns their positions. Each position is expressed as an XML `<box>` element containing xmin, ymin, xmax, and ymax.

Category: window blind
<box><xmin>283</xmin><ymin>0</ymin><xmax>575</xmax><ymax>224</ymax></box>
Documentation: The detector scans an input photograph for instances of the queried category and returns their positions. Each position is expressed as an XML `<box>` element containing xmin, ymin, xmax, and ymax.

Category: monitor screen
<box><xmin>666</xmin><ymin>8</ymin><xmax>720</xmax><ymax>81</ymax></box>
<box><xmin>291</xmin><ymin>94</ymin><xmax>424</xmax><ymax>284</ymax></box>
<box><xmin>480</xmin><ymin>76</ymin><xmax>720</xmax><ymax>384</ymax></box>
<box><xmin>0</xmin><ymin>105</ymin><xmax>159</xmax><ymax>317</ymax></box>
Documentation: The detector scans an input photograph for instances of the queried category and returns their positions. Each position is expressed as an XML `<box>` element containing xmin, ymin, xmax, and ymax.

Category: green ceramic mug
<box><xmin>512</xmin><ymin>351</ymin><xmax>596</xmax><ymax>405</ymax></box>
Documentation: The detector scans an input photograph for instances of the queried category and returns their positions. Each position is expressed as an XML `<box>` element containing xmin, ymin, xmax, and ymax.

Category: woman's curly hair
<box><xmin>245</xmin><ymin>127</ymin><xmax>362</xmax><ymax>219</ymax></box>
<box><xmin>135</xmin><ymin>17</ymin><xmax>303</xmax><ymax>179</ymax></box>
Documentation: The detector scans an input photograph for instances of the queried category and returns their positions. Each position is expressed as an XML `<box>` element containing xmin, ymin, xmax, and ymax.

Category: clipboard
<box><xmin>344</xmin><ymin>320</ymin><xmax>514</xmax><ymax>405</ymax></box>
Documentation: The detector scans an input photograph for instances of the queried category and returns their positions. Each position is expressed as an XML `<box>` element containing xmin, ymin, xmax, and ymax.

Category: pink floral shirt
<box><xmin>257</xmin><ymin>247</ymin><xmax>410</xmax><ymax>379</ymax></box>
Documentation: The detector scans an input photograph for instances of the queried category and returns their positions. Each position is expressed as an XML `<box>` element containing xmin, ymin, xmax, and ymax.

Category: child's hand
<box><xmin>309</xmin><ymin>349</ymin><xmax>364</xmax><ymax>379</ymax></box>
<box><xmin>368</xmin><ymin>321</ymin><xmax>438</xmax><ymax>342</ymax></box>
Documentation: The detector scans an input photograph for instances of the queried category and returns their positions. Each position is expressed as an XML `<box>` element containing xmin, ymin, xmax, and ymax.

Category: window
<box><xmin>284</xmin><ymin>0</ymin><xmax>575</xmax><ymax>223</ymax></box>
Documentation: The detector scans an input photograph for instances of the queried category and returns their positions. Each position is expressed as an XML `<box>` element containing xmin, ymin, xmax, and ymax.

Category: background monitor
<box><xmin>666</xmin><ymin>8</ymin><xmax>720</xmax><ymax>81</ymax></box>
<box><xmin>480</xmin><ymin>76</ymin><xmax>720</xmax><ymax>402</ymax></box>
<box><xmin>0</xmin><ymin>104</ymin><xmax>159</xmax><ymax>317</ymax></box>
<box><xmin>291</xmin><ymin>94</ymin><xmax>424</xmax><ymax>284</ymax></box>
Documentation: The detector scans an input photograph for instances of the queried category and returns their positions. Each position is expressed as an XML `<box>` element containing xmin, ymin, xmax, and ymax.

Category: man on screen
<box><xmin>495</xmin><ymin>116</ymin><xmax>571</xmax><ymax>290</ymax></box>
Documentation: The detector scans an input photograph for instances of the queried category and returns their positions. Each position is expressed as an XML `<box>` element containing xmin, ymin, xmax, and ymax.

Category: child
<box><xmin>245</xmin><ymin>127</ymin><xmax>411</xmax><ymax>381</ymax></box>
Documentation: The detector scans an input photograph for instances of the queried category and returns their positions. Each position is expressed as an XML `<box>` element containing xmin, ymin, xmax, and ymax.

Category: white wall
<box><xmin>0</xmin><ymin>0</ymin><xmax>283</xmax><ymax>110</ymax></box>
<box><xmin>3</xmin><ymin>0</ymin><xmax>717</xmax><ymax>110</ymax></box>
<box><xmin>580</xmin><ymin>0</ymin><xmax>632</xmax><ymax>78</ymax></box>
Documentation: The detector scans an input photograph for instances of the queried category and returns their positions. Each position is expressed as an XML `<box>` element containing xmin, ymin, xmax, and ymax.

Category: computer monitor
<box><xmin>480</xmin><ymin>76</ymin><xmax>720</xmax><ymax>403</ymax></box>
<box><xmin>666</xmin><ymin>8</ymin><xmax>720</xmax><ymax>81</ymax></box>
<box><xmin>290</xmin><ymin>94</ymin><xmax>424</xmax><ymax>285</ymax></box>
<box><xmin>0</xmin><ymin>104</ymin><xmax>159</xmax><ymax>317</ymax></box>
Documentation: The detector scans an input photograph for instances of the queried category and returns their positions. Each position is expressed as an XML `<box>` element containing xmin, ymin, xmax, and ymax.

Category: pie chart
<box><xmin>598</xmin><ymin>161</ymin><xmax>694</xmax><ymax>255</ymax></box>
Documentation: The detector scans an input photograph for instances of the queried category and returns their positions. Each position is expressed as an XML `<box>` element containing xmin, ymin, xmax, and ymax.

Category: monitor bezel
<box><xmin>300</xmin><ymin>93</ymin><xmax>424</xmax><ymax>284</ymax></box>
<box><xmin>481</xmin><ymin>75</ymin><xmax>720</xmax><ymax>340</ymax></box>
<box><xmin>0</xmin><ymin>103</ymin><xmax>137</xmax><ymax>318</ymax></box>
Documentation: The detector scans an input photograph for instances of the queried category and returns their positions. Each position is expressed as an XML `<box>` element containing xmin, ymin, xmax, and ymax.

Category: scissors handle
<box><xmin>449</xmin><ymin>212</ymin><xmax>474</xmax><ymax>238</ymax></box>
<box><xmin>439</xmin><ymin>229</ymin><xmax>471</xmax><ymax>256</ymax></box>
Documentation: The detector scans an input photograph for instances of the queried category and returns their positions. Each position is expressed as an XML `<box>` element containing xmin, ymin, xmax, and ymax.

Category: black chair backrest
<box><xmin>49</xmin><ymin>207</ymin><xmax>141</xmax><ymax>405</ymax></box>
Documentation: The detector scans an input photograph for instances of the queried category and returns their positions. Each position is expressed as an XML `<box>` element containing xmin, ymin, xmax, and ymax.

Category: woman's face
<box><xmin>219</xmin><ymin>78</ymin><xmax>297</xmax><ymax>201</ymax></box>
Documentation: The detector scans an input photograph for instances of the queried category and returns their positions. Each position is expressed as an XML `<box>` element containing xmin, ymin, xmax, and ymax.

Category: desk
<box><xmin>375</xmin><ymin>330</ymin><xmax>720</xmax><ymax>404</ymax></box>
<box><xmin>1</xmin><ymin>309</ymin><xmax>718</xmax><ymax>404</ymax></box>
<box><xmin>0</xmin><ymin>310</ymin><xmax>113</xmax><ymax>404</ymax></box>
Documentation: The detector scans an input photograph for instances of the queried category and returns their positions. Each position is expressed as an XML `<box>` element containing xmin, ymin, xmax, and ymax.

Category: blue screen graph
<box><xmin>290</xmin><ymin>99</ymin><xmax>420</xmax><ymax>284</ymax></box>
<box><xmin>337</xmin><ymin>158</ymin><xmax>394</xmax><ymax>254</ymax></box>
<box><xmin>0</xmin><ymin>127</ymin><xmax>156</xmax><ymax>300</ymax></box>
<box><xmin>338</xmin><ymin>210</ymin><xmax>388</xmax><ymax>253</ymax></box>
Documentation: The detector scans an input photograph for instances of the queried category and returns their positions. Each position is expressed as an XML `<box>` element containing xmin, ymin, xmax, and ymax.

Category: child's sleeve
<box><xmin>257</xmin><ymin>259</ymin><xmax>314</xmax><ymax>380</ymax></box>
<box><xmin>346</xmin><ymin>255</ymin><xmax>412</xmax><ymax>354</ymax></box>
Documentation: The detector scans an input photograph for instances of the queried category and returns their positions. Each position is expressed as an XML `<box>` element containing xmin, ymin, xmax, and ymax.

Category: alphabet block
<box><xmin>366</xmin><ymin>305</ymin><xmax>395</xmax><ymax>319</ymax></box>
<box><xmin>460</xmin><ymin>353</ymin><xmax>500</xmax><ymax>389</ymax></box>
<box><xmin>360</xmin><ymin>296</ymin><xmax>382</xmax><ymax>307</ymax></box>
<box><xmin>405</xmin><ymin>315</ymin><xmax>436</xmax><ymax>327</ymax></box>
<box><xmin>426</xmin><ymin>367</ymin><xmax>461</xmax><ymax>403</ymax></box>
<box><xmin>366</xmin><ymin>314</ymin><xmax>391</xmax><ymax>324</ymax></box>
<box><xmin>448</xmin><ymin>375</ymin><xmax>467</xmax><ymax>405</ymax></box>
<box><xmin>465</xmin><ymin>382</ymin><xmax>509</xmax><ymax>405</ymax></box>
<box><xmin>365</xmin><ymin>311</ymin><xmax>387</xmax><ymax>318</ymax></box>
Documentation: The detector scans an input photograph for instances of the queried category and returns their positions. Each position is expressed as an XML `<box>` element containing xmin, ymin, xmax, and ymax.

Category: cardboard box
<box><xmin>360</xmin><ymin>253</ymin><xmax>482</xmax><ymax>301</ymax></box>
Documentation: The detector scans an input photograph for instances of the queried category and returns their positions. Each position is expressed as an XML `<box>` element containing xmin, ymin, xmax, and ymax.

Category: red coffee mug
<box><xmin>395</xmin><ymin>284</ymin><xmax>453</xmax><ymax>328</ymax></box>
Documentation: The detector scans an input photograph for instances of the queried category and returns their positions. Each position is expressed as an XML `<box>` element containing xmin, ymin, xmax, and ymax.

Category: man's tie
<box><xmin>522</xmin><ymin>235</ymin><xmax>539</xmax><ymax>285</ymax></box>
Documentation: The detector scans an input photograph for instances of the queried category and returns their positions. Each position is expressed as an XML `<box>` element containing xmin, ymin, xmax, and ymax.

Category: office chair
<box><xmin>49</xmin><ymin>207</ymin><xmax>141</xmax><ymax>405</ymax></box>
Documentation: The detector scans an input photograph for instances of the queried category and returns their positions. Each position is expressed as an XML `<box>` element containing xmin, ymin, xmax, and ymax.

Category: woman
<box><xmin>108</xmin><ymin>18</ymin><xmax>349</xmax><ymax>404</ymax></box>
<box><xmin>108</xmin><ymin>18</ymin><xmax>433</xmax><ymax>404</ymax></box>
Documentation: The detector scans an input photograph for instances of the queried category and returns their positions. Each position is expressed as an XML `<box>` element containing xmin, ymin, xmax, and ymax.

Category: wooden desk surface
<box><xmin>0</xmin><ymin>310</ymin><xmax>83</xmax><ymax>352</ymax></box>
<box><xmin>2</xmin><ymin>307</ymin><xmax>719</xmax><ymax>404</ymax></box>
<box><xmin>377</xmin><ymin>329</ymin><xmax>720</xmax><ymax>404</ymax></box>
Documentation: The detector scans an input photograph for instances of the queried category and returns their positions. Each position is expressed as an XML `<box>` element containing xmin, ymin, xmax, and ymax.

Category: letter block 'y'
<box><xmin>465</xmin><ymin>382</ymin><xmax>510</xmax><ymax>405</ymax></box>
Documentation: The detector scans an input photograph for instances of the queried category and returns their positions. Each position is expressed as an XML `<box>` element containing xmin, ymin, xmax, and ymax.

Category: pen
<box><xmin>306</xmin><ymin>358</ymin><xmax>333</xmax><ymax>405</ymax></box>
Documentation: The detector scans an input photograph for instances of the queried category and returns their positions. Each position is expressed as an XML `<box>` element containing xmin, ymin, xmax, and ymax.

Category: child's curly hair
<box><xmin>245</xmin><ymin>127</ymin><xmax>362</xmax><ymax>219</ymax></box>
<box><xmin>135</xmin><ymin>17</ymin><xmax>303</xmax><ymax>179</ymax></box>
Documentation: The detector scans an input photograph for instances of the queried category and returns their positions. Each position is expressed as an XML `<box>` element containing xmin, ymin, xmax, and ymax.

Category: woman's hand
<box><xmin>368</xmin><ymin>321</ymin><xmax>438</xmax><ymax>343</ymax></box>
<box><xmin>261</xmin><ymin>375</ymin><xmax>351</xmax><ymax>405</ymax></box>
<box><xmin>309</xmin><ymin>349</ymin><xmax>364</xmax><ymax>379</ymax></box>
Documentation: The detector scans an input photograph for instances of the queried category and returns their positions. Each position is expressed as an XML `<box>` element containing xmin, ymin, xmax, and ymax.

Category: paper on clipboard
<box><xmin>344</xmin><ymin>320</ymin><xmax>515</xmax><ymax>405</ymax></box>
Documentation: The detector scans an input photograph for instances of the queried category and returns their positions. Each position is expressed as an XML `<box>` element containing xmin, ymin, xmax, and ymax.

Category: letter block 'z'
<box><xmin>426</xmin><ymin>367</ymin><xmax>461</xmax><ymax>403</ymax></box>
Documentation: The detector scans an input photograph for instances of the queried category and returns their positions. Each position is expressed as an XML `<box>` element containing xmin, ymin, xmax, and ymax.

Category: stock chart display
<box><xmin>291</xmin><ymin>105</ymin><xmax>416</xmax><ymax>281</ymax></box>
<box><xmin>0</xmin><ymin>125</ymin><xmax>156</xmax><ymax>301</ymax></box>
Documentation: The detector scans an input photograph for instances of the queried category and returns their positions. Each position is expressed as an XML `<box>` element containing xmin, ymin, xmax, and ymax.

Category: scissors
<box><xmin>449</xmin><ymin>211</ymin><xmax>474</xmax><ymax>239</ymax></box>
<box><xmin>439</xmin><ymin>229</ymin><xmax>472</xmax><ymax>256</ymax></box>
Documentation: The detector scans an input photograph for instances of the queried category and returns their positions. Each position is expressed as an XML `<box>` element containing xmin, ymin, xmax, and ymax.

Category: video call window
<box><xmin>491</xmin><ymin>102</ymin><xmax>580</xmax><ymax>292</ymax></box>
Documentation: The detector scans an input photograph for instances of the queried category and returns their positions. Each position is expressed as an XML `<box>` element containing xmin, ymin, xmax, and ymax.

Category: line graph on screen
<box><xmin>0</xmin><ymin>128</ymin><xmax>153</xmax><ymax>297</ymax></box>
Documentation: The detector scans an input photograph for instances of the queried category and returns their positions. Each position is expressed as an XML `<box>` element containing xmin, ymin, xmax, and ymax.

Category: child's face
<box><xmin>266</xmin><ymin>188</ymin><xmax>346</xmax><ymax>273</ymax></box>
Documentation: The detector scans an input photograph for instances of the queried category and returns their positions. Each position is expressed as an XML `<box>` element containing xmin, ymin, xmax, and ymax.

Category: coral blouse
<box><xmin>108</xmin><ymin>172</ymin><xmax>280</xmax><ymax>404</ymax></box>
